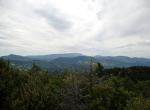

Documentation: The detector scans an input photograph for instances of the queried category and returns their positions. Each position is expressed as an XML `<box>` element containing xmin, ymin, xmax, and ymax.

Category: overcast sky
<box><xmin>0</xmin><ymin>0</ymin><xmax>150</xmax><ymax>57</ymax></box>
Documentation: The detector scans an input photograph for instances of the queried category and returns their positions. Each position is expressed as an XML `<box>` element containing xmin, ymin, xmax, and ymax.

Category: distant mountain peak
<box><xmin>26</xmin><ymin>53</ymin><xmax>85</xmax><ymax>61</ymax></box>
<box><xmin>2</xmin><ymin>54</ymin><xmax>31</xmax><ymax>61</ymax></box>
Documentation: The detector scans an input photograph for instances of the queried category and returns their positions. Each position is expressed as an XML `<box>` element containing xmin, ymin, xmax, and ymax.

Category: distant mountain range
<box><xmin>1</xmin><ymin>53</ymin><xmax>150</xmax><ymax>72</ymax></box>
<box><xmin>26</xmin><ymin>53</ymin><xmax>83</xmax><ymax>61</ymax></box>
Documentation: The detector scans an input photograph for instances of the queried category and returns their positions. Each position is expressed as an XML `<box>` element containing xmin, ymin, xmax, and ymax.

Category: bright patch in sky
<box><xmin>0</xmin><ymin>0</ymin><xmax>150</xmax><ymax>57</ymax></box>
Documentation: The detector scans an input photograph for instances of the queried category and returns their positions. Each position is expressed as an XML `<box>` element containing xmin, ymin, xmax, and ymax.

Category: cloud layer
<box><xmin>0</xmin><ymin>0</ymin><xmax>150</xmax><ymax>57</ymax></box>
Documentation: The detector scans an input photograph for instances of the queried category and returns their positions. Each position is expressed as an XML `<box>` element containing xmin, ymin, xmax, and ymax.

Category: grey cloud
<box><xmin>36</xmin><ymin>8</ymin><xmax>72</xmax><ymax>31</ymax></box>
<box><xmin>122</xmin><ymin>11</ymin><xmax>150</xmax><ymax>37</ymax></box>
<box><xmin>0</xmin><ymin>36</ymin><xmax>7</xmax><ymax>40</ymax></box>
<box><xmin>96</xmin><ymin>11</ymin><xmax>103</xmax><ymax>20</ymax></box>
<box><xmin>115</xmin><ymin>0</ymin><xmax>150</xmax><ymax>38</ymax></box>
<box><xmin>0</xmin><ymin>0</ymin><xmax>150</xmax><ymax>57</ymax></box>
<box><xmin>115</xmin><ymin>41</ymin><xmax>150</xmax><ymax>49</ymax></box>
<box><xmin>0</xmin><ymin>32</ymin><xmax>7</xmax><ymax>39</ymax></box>
<box><xmin>0</xmin><ymin>41</ymin><xmax>20</xmax><ymax>47</ymax></box>
<box><xmin>95</xmin><ymin>0</ymin><xmax>150</xmax><ymax>41</ymax></box>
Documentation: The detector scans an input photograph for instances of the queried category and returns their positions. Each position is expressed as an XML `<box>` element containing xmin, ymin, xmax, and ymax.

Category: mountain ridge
<box><xmin>1</xmin><ymin>53</ymin><xmax>150</xmax><ymax>71</ymax></box>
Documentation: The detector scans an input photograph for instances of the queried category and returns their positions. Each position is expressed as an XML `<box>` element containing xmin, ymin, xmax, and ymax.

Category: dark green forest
<box><xmin>0</xmin><ymin>59</ymin><xmax>150</xmax><ymax>110</ymax></box>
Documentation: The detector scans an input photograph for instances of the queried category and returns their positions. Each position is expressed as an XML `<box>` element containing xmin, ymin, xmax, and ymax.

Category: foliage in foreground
<box><xmin>0</xmin><ymin>59</ymin><xmax>150</xmax><ymax>110</ymax></box>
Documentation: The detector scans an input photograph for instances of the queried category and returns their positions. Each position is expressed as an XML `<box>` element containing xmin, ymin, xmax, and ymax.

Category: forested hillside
<box><xmin>2</xmin><ymin>54</ymin><xmax>150</xmax><ymax>72</ymax></box>
<box><xmin>0</xmin><ymin>58</ymin><xmax>150</xmax><ymax>110</ymax></box>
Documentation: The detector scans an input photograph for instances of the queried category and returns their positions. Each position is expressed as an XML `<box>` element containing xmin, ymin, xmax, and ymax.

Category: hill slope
<box><xmin>1</xmin><ymin>54</ymin><xmax>150</xmax><ymax>71</ymax></box>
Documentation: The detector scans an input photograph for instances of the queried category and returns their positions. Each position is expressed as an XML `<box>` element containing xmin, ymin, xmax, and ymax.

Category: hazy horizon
<box><xmin>1</xmin><ymin>52</ymin><xmax>150</xmax><ymax>59</ymax></box>
<box><xmin>0</xmin><ymin>0</ymin><xmax>150</xmax><ymax>58</ymax></box>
